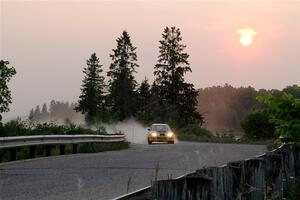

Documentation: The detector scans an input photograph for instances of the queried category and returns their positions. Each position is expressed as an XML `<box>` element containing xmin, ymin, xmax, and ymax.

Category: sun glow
<box><xmin>237</xmin><ymin>28</ymin><xmax>258</xmax><ymax>46</ymax></box>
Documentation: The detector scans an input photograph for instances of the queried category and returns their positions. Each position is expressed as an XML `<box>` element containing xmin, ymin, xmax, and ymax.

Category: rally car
<box><xmin>147</xmin><ymin>123</ymin><xmax>175</xmax><ymax>144</ymax></box>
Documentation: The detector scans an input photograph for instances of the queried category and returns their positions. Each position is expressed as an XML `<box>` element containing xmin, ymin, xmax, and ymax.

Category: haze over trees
<box><xmin>0</xmin><ymin>60</ymin><xmax>16</xmax><ymax>121</ymax></box>
<box><xmin>29</xmin><ymin>100</ymin><xmax>82</xmax><ymax>123</ymax></box>
<box><xmin>197</xmin><ymin>84</ymin><xmax>300</xmax><ymax>133</ymax></box>
<box><xmin>197</xmin><ymin>85</ymin><xmax>260</xmax><ymax>132</ymax></box>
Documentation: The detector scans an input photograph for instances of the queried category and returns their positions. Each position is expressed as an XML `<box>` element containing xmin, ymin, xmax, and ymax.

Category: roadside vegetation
<box><xmin>0</xmin><ymin>119</ymin><xmax>99</xmax><ymax>137</ymax></box>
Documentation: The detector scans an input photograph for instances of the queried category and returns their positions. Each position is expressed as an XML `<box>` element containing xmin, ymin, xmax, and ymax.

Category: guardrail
<box><xmin>0</xmin><ymin>134</ymin><xmax>125</xmax><ymax>161</ymax></box>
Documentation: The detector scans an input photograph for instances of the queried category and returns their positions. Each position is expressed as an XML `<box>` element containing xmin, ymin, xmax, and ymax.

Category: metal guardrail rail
<box><xmin>0</xmin><ymin>134</ymin><xmax>125</xmax><ymax>149</ymax></box>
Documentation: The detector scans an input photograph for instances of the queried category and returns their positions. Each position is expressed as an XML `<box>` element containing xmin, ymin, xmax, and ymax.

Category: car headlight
<box><xmin>151</xmin><ymin>132</ymin><xmax>157</xmax><ymax>137</ymax></box>
<box><xmin>167</xmin><ymin>132</ymin><xmax>174</xmax><ymax>137</ymax></box>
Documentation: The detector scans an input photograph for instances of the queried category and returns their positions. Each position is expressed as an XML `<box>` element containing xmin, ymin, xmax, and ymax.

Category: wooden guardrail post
<box><xmin>60</xmin><ymin>144</ymin><xmax>66</xmax><ymax>155</ymax></box>
<box><xmin>29</xmin><ymin>146</ymin><xmax>36</xmax><ymax>158</ymax></box>
<box><xmin>45</xmin><ymin>145</ymin><xmax>51</xmax><ymax>157</ymax></box>
<box><xmin>10</xmin><ymin>148</ymin><xmax>17</xmax><ymax>161</ymax></box>
<box><xmin>72</xmin><ymin>144</ymin><xmax>78</xmax><ymax>154</ymax></box>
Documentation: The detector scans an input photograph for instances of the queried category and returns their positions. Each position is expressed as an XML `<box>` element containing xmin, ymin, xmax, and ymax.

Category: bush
<box><xmin>0</xmin><ymin>119</ymin><xmax>98</xmax><ymax>137</ymax></box>
<box><xmin>257</xmin><ymin>92</ymin><xmax>300</xmax><ymax>143</ymax></box>
<box><xmin>178</xmin><ymin>124</ymin><xmax>213</xmax><ymax>137</ymax></box>
<box><xmin>0</xmin><ymin>119</ymin><xmax>29</xmax><ymax>137</ymax></box>
<box><xmin>241</xmin><ymin>110</ymin><xmax>275</xmax><ymax>139</ymax></box>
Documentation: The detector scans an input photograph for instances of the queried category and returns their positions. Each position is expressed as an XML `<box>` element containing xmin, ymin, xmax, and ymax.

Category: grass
<box><xmin>0</xmin><ymin>141</ymin><xmax>129</xmax><ymax>163</ymax></box>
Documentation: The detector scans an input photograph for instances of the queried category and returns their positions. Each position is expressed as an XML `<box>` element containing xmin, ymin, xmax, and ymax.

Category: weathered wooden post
<box><xmin>10</xmin><ymin>148</ymin><xmax>17</xmax><ymax>161</ymax></box>
<box><xmin>45</xmin><ymin>145</ymin><xmax>51</xmax><ymax>156</ymax></box>
<box><xmin>72</xmin><ymin>144</ymin><xmax>78</xmax><ymax>154</ymax></box>
<box><xmin>29</xmin><ymin>146</ymin><xmax>36</xmax><ymax>158</ymax></box>
<box><xmin>60</xmin><ymin>144</ymin><xmax>66</xmax><ymax>155</ymax></box>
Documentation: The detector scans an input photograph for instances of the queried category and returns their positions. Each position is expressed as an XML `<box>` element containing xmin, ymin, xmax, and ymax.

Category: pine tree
<box><xmin>34</xmin><ymin>105</ymin><xmax>41</xmax><ymax>120</ymax></box>
<box><xmin>28</xmin><ymin>108</ymin><xmax>34</xmax><ymax>121</ymax></box>
<box><xmin>107</xmin><ymin>31</ymin><xmax>139</xmax><ymax>120</ymax></box>
<box><xmin>137</xmin><ymin>78</ymin><xmax>151</xmax><ymax>114</ymax></box>
<box><xmin>41</xmin><ymin>103</ymin><xmax>48</xmax><ymax>121</ymax></box>
<box><xmin>154</xmin><ymin>26</ymin><xmax>203</xmax><ymax>126</ymax></box>
<box><xmin>76</xmin><ymin>53</ymin><xmax>106</xmax><ymax>125</ymax></box>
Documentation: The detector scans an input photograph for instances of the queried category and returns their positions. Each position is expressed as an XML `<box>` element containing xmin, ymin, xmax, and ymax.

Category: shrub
<box><xmin>178</xmin><ymin>124</ymin><xmax>213</xmax><ymax>137</ymax></box>
<box><xmin>0</xmin><ymin>119</ymin><xmax>29</xmax><ymax>137</ymax></box>
<box><xmin>257</xmin><ymin>92</ymin><xmax>300</xmax><ymax>143</ymax></box>
<box><xmin>241</xmin><ymin>110</ymin><xmax>275</xmax><ymax>139</ymax></box>
<box><xmin>0</xmin><ymin>120</ymin><xmax>98</xmax><ymax>136</ymax></box>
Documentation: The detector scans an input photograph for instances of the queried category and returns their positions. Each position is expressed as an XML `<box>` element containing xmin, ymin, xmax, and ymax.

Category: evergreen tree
<box><xmin>34</xmin><ymin>105</ymin><xmax>41</xmax><ymax>119</ymax></box>
<box><xmin>28</xmin><ymin>108</ymin><xmax>34</xmax><ymax>121</ymax></box>
<box><xmin>107</xmin><ymin>31</ymin><xmax>139</xmax><ymax>120</ymax></box>
<box><xmin>154</xmin><ymin>26</ymin><xmax>203</xmax><ymax>126</ymax></box>
<box><xmin>76</xmin><ymin>53</ymin><xmax>106</xmax><ymax>125</ymax></box>
<box><xmin>137</xmin><ymin>78</ymin><xmax>151</xmax><ymax>114</ymax></box>
<box><xmin>0</xmin><ymin>60</ymin><xmax>16</xmax><ymax>121</ymax></box>
<box><xmin>41</xmin><ymin>103</ymin><xmax>48</xmax><ymax>121</ymax></box>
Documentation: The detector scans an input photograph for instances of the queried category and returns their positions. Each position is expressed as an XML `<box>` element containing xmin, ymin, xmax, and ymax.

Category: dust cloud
<box><xmin>103</xmin><ymin>118</ymin><xmax>149</xmax><ymax>144</ymax></box>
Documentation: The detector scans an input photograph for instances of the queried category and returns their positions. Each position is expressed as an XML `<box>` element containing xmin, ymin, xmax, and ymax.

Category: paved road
<box><xmin>0</xmin><ymin>142</ymin><xmax>266</xmax><ymax>200</ymax></box>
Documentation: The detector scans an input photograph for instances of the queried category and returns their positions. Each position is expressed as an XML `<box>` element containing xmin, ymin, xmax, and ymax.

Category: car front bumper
<box><xmin>148</xmin><ymin>136</ymin><xmax>174</xmax><ymax>142</ymax></box>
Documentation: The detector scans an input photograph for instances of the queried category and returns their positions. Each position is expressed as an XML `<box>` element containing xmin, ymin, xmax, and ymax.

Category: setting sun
<box><xmin>237</xmin><ymin>28</ymin><xmax>258</xmax><ymax>46</ymax></box>
<box><xmin>240</xmin><ymin>35</ymin><xmax>252</xmax><ymax>46</ymax></box>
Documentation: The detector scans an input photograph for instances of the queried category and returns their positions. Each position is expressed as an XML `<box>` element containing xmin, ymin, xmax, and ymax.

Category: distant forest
<box><xmin>197</xmin><ymin>84</ymin><xmax>300</xmax><ymax>133</ymax></box>
<box><xmin>28</xmin><ymin>100</ymin><xmax>83</xmax><ymax>124</ymax></box>
<box><xmin>28</xmin><ymin>84</ymin><xmax>300</xmax><ymax>133</ymax></box>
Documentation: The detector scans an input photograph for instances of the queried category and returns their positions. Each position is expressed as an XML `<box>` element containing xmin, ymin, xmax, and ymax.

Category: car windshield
<box><xmin>151</xmin><ymin>124</ymin><xmax>170</xmax><ymax>132</ymax></box>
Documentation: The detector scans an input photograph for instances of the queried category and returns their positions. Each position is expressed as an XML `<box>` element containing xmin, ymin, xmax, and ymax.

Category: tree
<box><xmin>0</xmin><ymin>60</ymin><xmax>16</xmax><ymax>121</ymax></box>
<box><xmin>40</xmin><ymin>103</ymin><xmax>48</xmax><ymax>121</ymax></box>
<box><xmin>136</xmin><ymin>78</ymin><xmax>151</xmax><ymax>121</ymax></box>
<box><xmin>257</xmin><ymin>92</ymin><xmax>300</xmax><ymax>143</ymax></box>
<box><xmin>28</xmin><ymin>108</ymin><xmax>34</xmax><ymax>121</ymax></box>
<box><xmin>137</xmin><ymin>78</ymin><xmax>151</xmax><ymax>112</ymax></box>
<box><xmin>34</xmin><ymin>105</ymin><xmax>41</xmax><ymax>119</ymax></box>
<box><xmin>282</xmin><ymin>85</ymin><xmax>300</xmax><ymax>98</ymax></box>
<box><xmin>107</xmin><ymin>31</ymin><xmax>139</xmax><ymax>120</ymax></box>
<box><xmin>241</xmin><ymin>110</ymin><xmax>275</xmax><ymax>139</ymax></box>
<box><xmin>76</xmin><ymin>53</ymin><xmax>106</xmax><ymax>125</ymax></box>
<box><xmin>153</xmin><ymin>26</ymin><xmax>202</xmax><ymax>126</ymax></box>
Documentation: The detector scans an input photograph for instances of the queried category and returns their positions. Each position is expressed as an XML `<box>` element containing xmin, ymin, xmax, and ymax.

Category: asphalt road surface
<box><xmin>0</xmin><ymin>142</ymin><xmax>266</xmax><ymax>200</ymax></box>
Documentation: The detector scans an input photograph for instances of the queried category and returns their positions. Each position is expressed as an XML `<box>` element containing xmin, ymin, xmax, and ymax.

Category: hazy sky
<box><xmin>1</xmin><ymin>0</ymin><xmax>299</xmax><ymax>119</ymax></box>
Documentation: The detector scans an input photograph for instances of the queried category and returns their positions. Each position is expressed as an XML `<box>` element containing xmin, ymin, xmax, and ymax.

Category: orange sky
<box><xmin>0</xmin><ymin>0</ymin><xmax>299</xmax><ymax>119</ymax></box>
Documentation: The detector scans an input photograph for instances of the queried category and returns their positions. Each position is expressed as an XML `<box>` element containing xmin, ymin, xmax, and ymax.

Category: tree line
<box><xmin>75</xmin><ymin>27</ymin><xmax>202</xmax><ymax>127</ymax></box>
<box><xmin>28</xmin><ymin>100</ymin><xmax>82</xmax><ymax>123</ymax></box>
<box><xmin>197</xmin><ymin>84</ymin><xmax>300</xmax><ymax>133</ymax></box>
<box><xmin>28</xmin><ymin>83</ymin><xmax>299</xmax><ymax>135</ymax></box>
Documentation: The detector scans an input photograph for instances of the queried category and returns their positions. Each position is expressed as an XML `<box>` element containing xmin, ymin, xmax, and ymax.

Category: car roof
<box><xmin>151</xmin><ymin>123</ymin><xmax>169</xmax><ymax>126</ymax></box>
